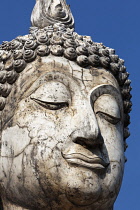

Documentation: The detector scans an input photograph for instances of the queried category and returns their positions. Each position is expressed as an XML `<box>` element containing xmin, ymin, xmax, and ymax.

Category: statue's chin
<box><xmin>65</xmin><ymin>173</ymin><xmax>101</xmax><ymax>206</ymax></box>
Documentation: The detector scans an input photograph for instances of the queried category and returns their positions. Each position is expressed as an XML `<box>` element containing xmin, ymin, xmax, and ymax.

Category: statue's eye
<box><xmin>30</xmin><ymin>81</ymin><xmax>71</xmax><ymax>110</ymax></box>
<box><xmin>93</xmin><ymin>94</ymin><xmax>121</xmax><ymax>125</ymax></box>
<box><xmin>96</xmin><ymin>111</ymin><xmax>121</xmax><ymax>125</ymax></box>
<box><xmin>31</xmin><ymin>97</ymin><xmax>69</xmax><ymax>110</ymax></box>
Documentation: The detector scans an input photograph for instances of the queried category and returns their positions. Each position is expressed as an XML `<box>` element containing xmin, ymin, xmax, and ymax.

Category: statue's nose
<box><xmin>71</xmin><ymin>103</ymin><xmax>104</xmax><ymax>148</ymax></box>
<box><xmin>72</xmin><ymin>133</ymin><xmax>104</xmax><ymax>148</ymax></box>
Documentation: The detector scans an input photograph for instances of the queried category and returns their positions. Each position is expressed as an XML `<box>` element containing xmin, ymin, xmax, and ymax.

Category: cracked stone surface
<box><xmin>0</xmin><ymin>56</ymin><xmax>125</xmax><ymax>209</ymax></box>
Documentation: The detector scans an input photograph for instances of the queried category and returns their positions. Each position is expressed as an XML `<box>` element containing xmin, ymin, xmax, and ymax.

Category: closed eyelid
<box><xmin>96</xmin><ymin>111</ymin><xmax>121</xmax><ymax>125</ymax></box>
<box><xmin>94</xmin><ymin>95</ymin><xmax>120</xmax><ymax>118</ymax></box>
<box><xmin>96</xmin><ymin>111</ymin><xmax>121</xmax><ymax>120</ymax></box>
<box><xmin>31</xmin><ymin>97</ymin><xmax>69</xmax><ymax>110</ymax></box>
<box><xmin>90</xmin><ymin>84</ymin><xmax>123</xmax><ymax>119</ymax></box>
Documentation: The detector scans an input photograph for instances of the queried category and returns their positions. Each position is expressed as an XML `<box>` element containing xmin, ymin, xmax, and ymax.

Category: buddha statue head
<box><xmin>0</xmin><ymin>1</ymin><xmax>132</xmax><ymax>209</ymax></box>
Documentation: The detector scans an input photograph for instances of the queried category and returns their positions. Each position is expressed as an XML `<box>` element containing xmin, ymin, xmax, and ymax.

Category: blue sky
<box><xmin>0</xmin><ymin>0</ymin><xmax>139</xmax><ymax>209</ymax></box>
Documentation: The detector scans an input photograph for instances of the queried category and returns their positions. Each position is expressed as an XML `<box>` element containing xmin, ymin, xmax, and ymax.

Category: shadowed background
<box><xmin>0</xmin><ymin>0</ymin><xmax>139</xmax><ymax>209</ymax></box>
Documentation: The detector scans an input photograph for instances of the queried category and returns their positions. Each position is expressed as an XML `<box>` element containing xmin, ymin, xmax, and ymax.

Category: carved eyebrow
<box><xmin>90</xmin><ymin>84</ymin><xmax>123</xmax><ymax>116</ymax></box>
<box><xmin>21</xmin><ymin>72</ymin><xmax>71</xmax><ymax>100</ymax></box>
<box><xmin>29</xmin><ymin>80</ymin><xmax>71</xmax><ymax>103</ymax></box>
<box><xmin>90</xmin><ymin>85</ymin><xmax>121</xmax><ymax>104</ymax></box>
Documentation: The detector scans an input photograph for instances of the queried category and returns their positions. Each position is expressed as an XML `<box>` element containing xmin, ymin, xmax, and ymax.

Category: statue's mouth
<box><xmin>62</xmin><ymin>153</ymin><xmax>109</xmax><ymax>170</ymax></box>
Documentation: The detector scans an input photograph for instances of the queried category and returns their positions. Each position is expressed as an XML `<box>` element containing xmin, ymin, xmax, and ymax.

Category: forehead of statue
<box><xmin>15</xmin><ymin>55</ymin><xmax>119</xmax><ymax>96</ymax></box>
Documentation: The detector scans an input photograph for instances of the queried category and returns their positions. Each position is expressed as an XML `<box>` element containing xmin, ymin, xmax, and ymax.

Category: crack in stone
<box><xmin>1</xmin><ymin>142</ymin><xmax>32</xmax><ymax>158</ymax></box>
<box><xmin>68</xmin><ymin>61</ymin><xmax>74</xmax><ymax>78</ymax></box>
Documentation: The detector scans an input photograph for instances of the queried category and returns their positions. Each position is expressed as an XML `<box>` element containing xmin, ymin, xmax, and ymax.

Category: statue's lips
<box><xmin>62</xmin><ymin>153</ymin><xmax>109</xmax><ymax>170</ymax></box>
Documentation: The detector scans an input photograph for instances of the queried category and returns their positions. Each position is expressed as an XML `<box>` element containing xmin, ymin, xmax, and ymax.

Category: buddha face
<box><xmin>0</xmin><ymin>56</ymin><xmax>125</xmax><ymax>210</ymax></box>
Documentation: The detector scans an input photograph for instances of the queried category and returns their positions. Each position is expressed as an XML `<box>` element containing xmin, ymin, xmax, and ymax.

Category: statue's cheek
<box><xmin>99</xmin><ymin>161</ymin><xmax>124</xmax><ymax>205</ymax></box>
<box><xmin>96</xmin><ymin>116</ymin><xmax>124</xmax><ymax>162</ymax></box>
<box><xmin>1</xmin><ymin>125</ymin><xmax>31</xmax><ymax>158</ymax></box>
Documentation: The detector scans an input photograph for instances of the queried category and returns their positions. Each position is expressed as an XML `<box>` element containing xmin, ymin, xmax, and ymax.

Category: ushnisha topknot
<box><xmin>0</xmin><ymin>23</ymin><xmax>132</xmax><ymax>144</ymax></box>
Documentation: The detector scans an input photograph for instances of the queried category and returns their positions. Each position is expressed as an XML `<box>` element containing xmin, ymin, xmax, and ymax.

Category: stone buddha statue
<box><xmin>0</xmin><ymin>0</ymin><xmax>132</xmax><ymax>209</ymax></box>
